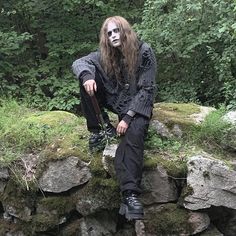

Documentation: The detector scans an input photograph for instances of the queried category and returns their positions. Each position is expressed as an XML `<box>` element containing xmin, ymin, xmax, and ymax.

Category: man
<box><xmin>72</xmin><ymin>16</ymin><xmax>156</xmax><ymax>220</ymax></box>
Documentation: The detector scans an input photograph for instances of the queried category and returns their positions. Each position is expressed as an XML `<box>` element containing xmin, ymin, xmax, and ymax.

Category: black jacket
<box><xmin>72</xmin><ymin>42</ymin><xmax>157</xmax><ymax>118</ymax></box>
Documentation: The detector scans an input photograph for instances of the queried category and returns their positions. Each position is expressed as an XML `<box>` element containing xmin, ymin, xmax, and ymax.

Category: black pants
<box><xmin>80</xmin><ymin>71</ymin><xmax>149</xmax><ymax>194</ymax></box>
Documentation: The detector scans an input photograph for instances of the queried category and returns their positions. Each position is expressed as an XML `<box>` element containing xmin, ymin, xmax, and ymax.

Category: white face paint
<box><xmin>107</xmin><ymin>21</ymin><xmax>121</xmax><ymax>47</ymax></box>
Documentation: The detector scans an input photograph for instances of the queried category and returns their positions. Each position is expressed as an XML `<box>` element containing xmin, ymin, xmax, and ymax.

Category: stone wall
<box><xmin>0</xmin><ymin>104</ymin><xmax>235</xmax><ymax>235</ymax></box>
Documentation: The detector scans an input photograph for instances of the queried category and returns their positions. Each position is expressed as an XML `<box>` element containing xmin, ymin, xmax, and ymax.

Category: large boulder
<box><xmin>141</xmin><ymin>166</ymin><xmax>178</xmax><ymax>204</ymax></box>
<box><xmin>151</xmin><ymin>103</ymin><xmax>215</xmax><ymax>138</ymax></box>
<box><xmin>184</xmin><ymin>155</ymin><xmax>236</xmax><ymax>210</ymax></box>
<box><xmin>144</xmin><ymin>203</ymin><xmax>210</xmax><ymax>235</ymax></box>
<box><xmin>39</xmin><ymin>156</ymin><xmax>91</xmax><ymax>193</ymax></box>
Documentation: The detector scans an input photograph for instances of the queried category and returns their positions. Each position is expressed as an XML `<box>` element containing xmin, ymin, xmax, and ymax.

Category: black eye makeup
<box><xmin>107</xmin><ymin>28</ymin><xmax>120</xmax><ymax>37</ymax></box>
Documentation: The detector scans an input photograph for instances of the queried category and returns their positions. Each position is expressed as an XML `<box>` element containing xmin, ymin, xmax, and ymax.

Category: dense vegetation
<box><xmin>0</xmin><ymin>0</ymin><xmax>235</xmax><ymax>112</ymax></box>
<box><xmin>138</xmin><ymin>0</ymin><xmax>236</xmax><ymax>109</ymax></box>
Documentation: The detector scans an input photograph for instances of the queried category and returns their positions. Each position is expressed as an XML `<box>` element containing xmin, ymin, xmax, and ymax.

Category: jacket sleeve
<box><xmin>72</xmin><ymin>52</ymin><xmax>99</xmax><ymax>83</ymax></box>
<box><xmin>128</xmin><ymin>44</ymin><xmax>157</xmax><ymax>118</ymax></box>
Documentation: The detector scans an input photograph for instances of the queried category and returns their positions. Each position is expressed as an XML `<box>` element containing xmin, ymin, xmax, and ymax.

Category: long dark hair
<box><xmin>99</xmin><ymin>16</ymin><xmax>139</xmax><ymax>79</ymax></box>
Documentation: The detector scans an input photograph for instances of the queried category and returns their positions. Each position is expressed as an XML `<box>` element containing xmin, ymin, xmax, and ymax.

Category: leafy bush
<box><xmin>138</xmin><ymin>0</ymin><xmax>236</xmax><ymax>108</ymax></box>
<box><xmin>145</xmin><ymin>127</ymin><xmax>183</xmax><ymax>153</ymax></box>
<box><xmin>0</xmin><ymin>0</ymin><xmax>144</xmax><ymax>112</ymax></box>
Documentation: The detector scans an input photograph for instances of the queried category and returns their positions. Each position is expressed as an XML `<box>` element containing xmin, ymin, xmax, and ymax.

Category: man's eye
<box><xmin>114</xmin><ymin>28</ymin><xmax>120</xmax><ymax>33</ymax></box>
<box><xmin>107</xmin><ymin>28</ymin><xmax>120</xmax><ymax>37</ymax></box>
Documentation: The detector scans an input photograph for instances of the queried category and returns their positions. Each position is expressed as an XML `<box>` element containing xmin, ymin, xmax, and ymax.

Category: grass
<box><xmin>0</xmin><ymin>99</ymin><xmax>87</xmax><ymax>165</ymax></box>
<box><xmin>189</xmin><ymin>106</ymin><xmax>233</xmax><ymax>151</ymax></box>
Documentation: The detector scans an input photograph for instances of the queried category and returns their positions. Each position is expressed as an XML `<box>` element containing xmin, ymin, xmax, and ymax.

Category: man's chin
<box><xmin>113</xmin><ymin>44</ymin><xmax>121</xmax><ymax>48</ymax></box>
<box><xmin>112</xmin><ymin>41</ymin><xmax>121</xmax><ymax>47</ymax></box>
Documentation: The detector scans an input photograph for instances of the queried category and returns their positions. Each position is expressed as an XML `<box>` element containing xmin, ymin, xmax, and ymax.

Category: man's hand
<box><xmin>83</xmin><ymin>79</ymin><xmax>97</xmax><ymax>96</ymax></box>
<box><xmin>116</xmin><ymin>120</ymin><xmax>129</xmax><ymax>136</ymax></box>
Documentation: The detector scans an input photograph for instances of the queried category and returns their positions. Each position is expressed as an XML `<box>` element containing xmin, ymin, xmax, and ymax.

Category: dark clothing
<box><xmin>79</xmin><ymin>71</ymin><xmax>149</xmax><ymax>193</ymax></box>
<box><xmin>72</xmin><ymin>42</ymin><xmax>157</xmax><ymax>119</ymax></box>
<box><xmin>72</xmin><ymin>41</ymin><xmax>157</xmax><ymax>194</ymax></box>
<box><xmin>115</xmin><ymin>115</ymin><xmax>149</xmax><ymax>193</ymax></box>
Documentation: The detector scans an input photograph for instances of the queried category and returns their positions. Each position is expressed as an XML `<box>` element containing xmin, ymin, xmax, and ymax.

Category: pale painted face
<box><xmin>107</xmin><ymin>21</ymin><xmax>121</xmax><ymax>47</ymax></box>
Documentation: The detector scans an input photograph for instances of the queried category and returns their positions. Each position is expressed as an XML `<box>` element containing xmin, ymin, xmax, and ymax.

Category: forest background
<box><xmin>0</xmin><ymin>0</ymin><xmax>236</xmax><ymax>113</ymax></box>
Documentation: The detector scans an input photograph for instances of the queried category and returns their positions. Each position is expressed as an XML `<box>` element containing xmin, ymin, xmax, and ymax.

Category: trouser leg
<box><xmin>114</xmin><ymin>115</ymin><xmax>149</xmax><ymax>194</ymax></box>
<box><xmin>79</xmin><ymin>71</ymin><xmax>110</xmax><ymax>132</ymax></box>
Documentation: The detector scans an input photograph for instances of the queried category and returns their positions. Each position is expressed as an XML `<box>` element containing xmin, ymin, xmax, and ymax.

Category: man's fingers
<box><xmin>84</xmin><ymin>85</ymin><xmax>94</xmax><ymax>96</ymax></box>
<box><xmin>83</xmin><ymin>80</ymin><xmax>96</xmax><ymax>96</ymax></box>
<box><xmin>117</xmin><ymin>126</ymin><xmax>127</xmax><ymax>135</ymax></box>
<box><xmin>93</xmin><ymin>82</ymin><xmax>97</xmax><ymax>92</ymax></box>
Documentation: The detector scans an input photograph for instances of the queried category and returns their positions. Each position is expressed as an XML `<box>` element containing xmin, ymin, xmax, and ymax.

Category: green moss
<box><xmin>24</xmin><ymin>111</ymin><xmax>79</xmax><ymax>127</ymax></box>
<box><xmin>78</xmin><ymin>177</ymin><xmax>120</xmax><ymax>210</ymax></box>
<box><xmin>144</xmin><ymin>152</ymin><xmax>187</xmax><ymax>178</ymax></box>
<box><xmin>39</xmin><ymin>131</ymin><xmax>89</xmax><ymax>161</ymax></box>
<box><xmin>0</xmin><ymin>107</ymin><xmax>88</xmax><ymax>164</ymax></box>
<box><xmin>89</xmin><ymin>153</ymin><xmax>108</xmax><ymax>177</ymax></box>
<box><xmin>38</xmin><ymin>195</ymin><xmax>75</xmax><ymax>215</ymax></box>
<box><xmin>31</xmin><ymin>213</ymin><xmax>59</xmax><ymax>232</ymax></box>
<box><xmin>180</xmin><ymin>184</ymin><xmax>194</xmax><ymax>199</ymax></box>
<box><xmin>145</xmin><ymin>203</ymin><xmax>193</xmax><ymax>235</ymax></box>
<box><xmin>152</xmin><ymin>102</ymin><xmax>200</xmax><ymax>129</ymax></box>
<box><xmin>26</xmin><ymin>196</ymin><xmax>74</xmax><ymax>232</ymax></box>
<box><xmin>1</xmin><ymin>179</ymin><xmax>36</xmax><ymax>209</ymax></box>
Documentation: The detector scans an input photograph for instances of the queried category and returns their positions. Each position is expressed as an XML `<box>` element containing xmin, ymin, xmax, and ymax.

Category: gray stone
<box><xmin>221</xmin><ymin>127</ymin><xmax>236</xmax><ymax>152</ymax></box>
<box><xmin>39</xmin><ymin>156</ymin><xmax>92</xmax><ymax>193</ymax></box>
<box><xmin>77</xmin><ymin>211</ymin><xmax>117</xmax><ymax>236</ymax></box>
<box><xmin>141</xmin><ymin>166</ymin><xmax>178</xmax><ymax>205</ymax></box>
<box><xmin>188</xmin><ymin>212</ymin><xmax>210</xmax><ymax>234</ymax></box>
<box><xmin>0</xmin><ymin>167</ymin><xmax>9</xmax><ymax>193</ymax></box>
<box><xmin>0</xmin><ymin>167</ymin><xmax>9</xmax><ymax>179</ymax></box>
<box><xmin>102</xmin><ymin>143</ymin><xmax>117</xmax><ymax>177</ymax></box>
<box><xmin>184</xmin><ymin>155</ymin><xmax>236</xmax><ymax>210</ymax></box>
<box><xmin>150</xmin><ymin>120</ymin><xmax>173</xmax><ymax>138</ymax></box>
<box><xmin>4</xmin><ymin>205</ymin><xmax>32</xmax><ymax>222</ymax></box>
<box><xmin>190</xmin><ymin>106</ymin><xmax>216</xmax><ymax>124</ymax></box>
<box><xmin>200</xmin><ymin>224</ymin><xmax>223</xmax><ymax>236</ymax></box>
<box><xmin>223</xmin><ymin>111</ymin><xmax>236</xmax><ymax>125</ymax></box>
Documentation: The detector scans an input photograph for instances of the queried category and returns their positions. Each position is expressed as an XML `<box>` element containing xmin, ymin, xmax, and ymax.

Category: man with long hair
<box><xmin>72</xmin><ymin>16</ymin><xmax>156</xmax><ymax>220</ymax></box>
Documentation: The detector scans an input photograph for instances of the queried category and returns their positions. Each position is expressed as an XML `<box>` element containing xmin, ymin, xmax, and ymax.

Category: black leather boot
<box><xmin>119</xmin><ymin>190</ymin><xmax>144</xmax><ymax>220</ymax></box>
<box><xmin>89</xmin><ymin>131</ymin><xmax>106</xmax><ymax>152</ymax></box>
<box><xmin>89</xmin><ymin>123</ymin><xmax>116</xmax><ymax>152</ymax></box>
<box><xmin>104</xmin><ymin>122</ymin><xmax>117</xmax><ymax>138</ymax></box>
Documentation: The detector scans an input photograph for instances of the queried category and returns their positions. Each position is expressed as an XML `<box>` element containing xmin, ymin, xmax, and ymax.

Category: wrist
<box><xmin>81</xmin><ymin>72</ymin><xmax>93</xmax><ymax>84</ymax></box>
<box><xmin>122</xmin><ymin>114</ymin><xmax>133</xmax><ymax>126</ymax></box>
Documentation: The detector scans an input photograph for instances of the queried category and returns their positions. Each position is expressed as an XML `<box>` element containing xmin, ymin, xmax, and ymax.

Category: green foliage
<box><xmin>145</xmin><ymin>127</ymin><xmax>183</xmax><ymax>153</ymax></box>
<box><xmin>0</xmin><ymin>0</ymin><xmax>144</xmax><ymax>111</ymax></box>
<box><xmin>191</xmin><ymin>106</ymin><xmax>232</xmax><ymax>148</ymax></box>
<box><xmin>138</xmin><ymin>0</ymin><xmax>236</xmax><ymax>108</ymax></box>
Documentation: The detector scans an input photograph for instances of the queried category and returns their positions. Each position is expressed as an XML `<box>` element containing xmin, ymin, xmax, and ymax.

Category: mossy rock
<box><xmin>75</xmin><ymin>177</ymin><xmax>120</xmax><ymax>216</ymax></box>
<box><xmin>23</xmin><ymin>111</ymin><xmax>79</xmax><ymax>126</ymax></box>
<box><xmin>28</xmin><ymin>196</ymin><xmax>75</xmax><ymax>232</ymax></box>
<box><xmin>0</xmin><ymin>219</ymin><xmax>23</xmax><ymax>235</ymax></box>
<box><xmin>144</xmin><ymin>203</ymin><xmax>193</xmax><ymax>235</ymax></box>
<box><xmin>0</xmin><ymin>180</ymin><xmax>36</xmax><ymax>221</ymax></box>
<box><xmin>152</xmin><ymin>103</ymin><xmax>202</xmax><ymax>131</ymax></box>
<box><xmin>143</xmin><ymin>151</ymin><xmax>188</xmax><ymax>178</ymax></box>
<box><xmin>37</xmin><ymin>195</ymin><xmax>75</xmax><ymax>216</ymax></box>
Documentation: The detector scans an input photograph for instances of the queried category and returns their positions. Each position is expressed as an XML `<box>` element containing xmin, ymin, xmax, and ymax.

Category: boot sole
<box><xmin>89</xmin><ymin>140</ymin><xmax>106</xmax><ymax>152</ymax></box>
<box><xmin>119</xmin><ymin>203</ymin><xmax>144</xmax><ymax>220</ymax></box>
